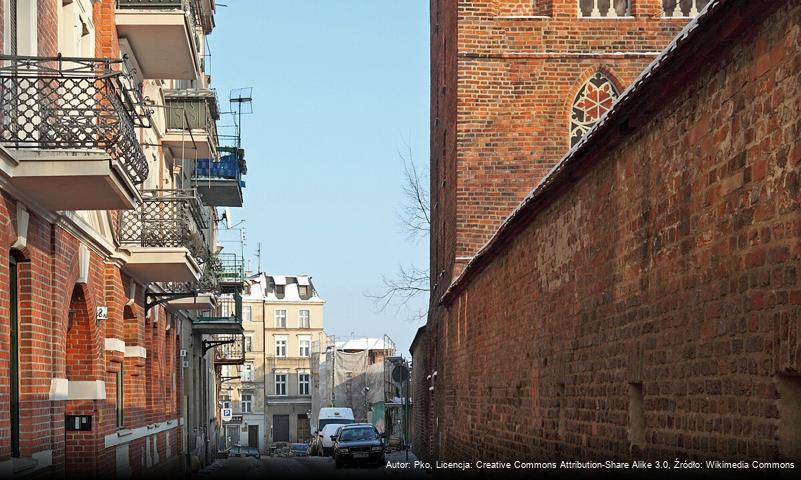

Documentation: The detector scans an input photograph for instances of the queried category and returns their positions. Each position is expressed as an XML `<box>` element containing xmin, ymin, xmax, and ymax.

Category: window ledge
<box><xmin>117</xmin><ymin>429</ymin><xmax>133</xmax><ymax>437</ymax></box>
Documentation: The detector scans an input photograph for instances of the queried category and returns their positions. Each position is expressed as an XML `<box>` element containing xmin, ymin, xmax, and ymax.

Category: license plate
<box><xmin>353</xmin><ymin>453</ymin><xmax>369</xmax><ymax>458</ymax></box>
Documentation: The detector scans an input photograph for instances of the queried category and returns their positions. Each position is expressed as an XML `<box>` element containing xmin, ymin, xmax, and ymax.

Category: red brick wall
<box><xmin>419</xmin><ymin>0</ymin><xmax>801</xmax><ymax>461</ymax></box>
<box><xmin>430</xmin><ymin>0</ymin><xmax>691</xmax><ymax>288</ymax></box>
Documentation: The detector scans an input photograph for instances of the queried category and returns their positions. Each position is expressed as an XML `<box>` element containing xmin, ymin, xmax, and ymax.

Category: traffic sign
<box><xmin>221</xmin><ymin>408</ymin><xmax>233</xmax><ymax>422</ymax></box>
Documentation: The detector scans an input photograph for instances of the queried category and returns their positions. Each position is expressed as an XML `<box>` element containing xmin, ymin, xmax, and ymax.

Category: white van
<box><xmin>315</xmin><ymin>408</ymin><xmax>354</xmax><ymax>456</ymax></box>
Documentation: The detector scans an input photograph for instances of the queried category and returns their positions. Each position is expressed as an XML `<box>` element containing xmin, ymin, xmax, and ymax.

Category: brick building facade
<box><xmin>0</xmin><ymin>0</ymin><xmax>248</xmax><ymax>477</ymax></box>
<box><xmin>414</xmin><ymin>0</ymin><xmax>801</xmax><ymax>462</ymax></box>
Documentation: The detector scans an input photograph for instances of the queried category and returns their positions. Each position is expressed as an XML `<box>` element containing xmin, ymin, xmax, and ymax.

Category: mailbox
<box><xmin>65</xmin><ymin>415</ymin><xmax>92</xmax><ymax>431</ymax></box>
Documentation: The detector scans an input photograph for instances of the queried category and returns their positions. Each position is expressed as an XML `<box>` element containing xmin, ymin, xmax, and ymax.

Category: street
<box><xmin>195</xmin><ymin>451</ymin><xmax>431</xmax><ymax>479</ymax></box>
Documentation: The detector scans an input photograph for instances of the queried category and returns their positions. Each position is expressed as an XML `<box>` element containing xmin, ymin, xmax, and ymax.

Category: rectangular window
<box><xmin>221</xmin><ymin>395</ymin><xmax>231</xmax><ymax>410</ymax></box>
<box><xmin>299</xmin><ymin>309</ymin><xmax>310</xmax><ymax>328</ymax></box>
<box><xmin>274</xmin><ymin>309</ymin><xmax>287</xmax><ymax>328</ymax></box>
<box><xmin>116</xmin><ymin>365</ymin><xmax>124</xmax><ymax>429</ymax></box>
<box><xmin>242</xmin><ymin>305</ymin><xmax>252</xmax><ymax>322</ymax></box>
<box><xmin>244</xmin><ymin>335</ymin><xmax>252</xmax><ymax>353</ymax></box>
<box><xmin>242</xmin><ymin>363</ymin><xmax>253</xmax><ymax>382</ymax></box>
<box><xmin>299</xmin><ymin>336</ymin><xmax>311</xmax><ymax>358</ymax></box>
<box><xmin>275</xmin><ymin>336</ymin><xmax>287</xmax><ymax>358</ymax></box>
<box><xmin>298</xmin><ymin>285</ymin><xmax>308</xmax><ymax>297</ymax></box>
<box><xmin>298</xmin><ymin>372</ymin><xmax>310</xmax><ymax>396</ymax></box>
<box><xmin>275</xmin><ymin>374</ymin><xmax>287</xmax><ymax>396</ymax></box>
<box><xmin>9</xmin><ymin>257</ymin><xmax>20</xmax><ymax>457</ymax></box>
<box><xmin>241</xmin><ymin>394</ymin><xmax>252</xmax><ymax>413</ymax></box>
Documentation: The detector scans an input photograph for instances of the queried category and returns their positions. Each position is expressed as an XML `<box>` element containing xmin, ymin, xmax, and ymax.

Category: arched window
<box><xmin>570</xmin><ymin>72</ymin><xmax>620</xmax><ymax>147</ymax></box>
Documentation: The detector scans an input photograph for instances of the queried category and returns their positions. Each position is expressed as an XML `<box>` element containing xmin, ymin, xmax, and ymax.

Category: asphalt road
<box><xmin>195</xmin><ymin>451</ymin><xmax>431</xmax><ymax>480</ymax></box>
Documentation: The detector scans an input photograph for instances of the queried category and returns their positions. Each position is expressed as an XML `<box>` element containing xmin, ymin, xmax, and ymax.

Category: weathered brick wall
<box><xmin>421</xmin><ymin>0</ymin><xmax>801</xmax><ymax>462</ymax></box>
<box><xmin>430</xmin><ymin>0</ymin><xmax>691</xmax><ymax>288</ymax></box>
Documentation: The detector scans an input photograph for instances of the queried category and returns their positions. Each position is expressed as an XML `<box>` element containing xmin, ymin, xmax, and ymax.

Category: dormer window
<box><xmin>275</xmin><ymin>284</ymin><xmax>285</xmax><ymax>298</ymax></box>
<box><xmin>298</xmin><ymin>285</ymin><xmax>308</xmax><ymax>297</ymax></box>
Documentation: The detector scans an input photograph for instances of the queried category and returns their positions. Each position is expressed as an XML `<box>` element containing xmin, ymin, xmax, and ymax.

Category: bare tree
<box><xmin>365</xmin><ymin>146</ymin><xmax>430</xmax><ymax>321</ymax></box>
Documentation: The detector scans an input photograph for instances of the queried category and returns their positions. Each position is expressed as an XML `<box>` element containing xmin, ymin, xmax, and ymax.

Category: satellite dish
<box><xmin>392</xmin><ymin>365</ymin><xmax>410</xmax><ymax>383</ymax></box>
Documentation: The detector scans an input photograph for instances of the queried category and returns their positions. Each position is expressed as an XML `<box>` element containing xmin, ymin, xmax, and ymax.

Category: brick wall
<box><xmin>430</xmin><ymin>0</ymin><xmax>691</xmax><ymax>294</ymax></box>
<box><xmin>418</xmin><ymin>0</ymin><xmax>801</xmax><ymax>462</ymax></box>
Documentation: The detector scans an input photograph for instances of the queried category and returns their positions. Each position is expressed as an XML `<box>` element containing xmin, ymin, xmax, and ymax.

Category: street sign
<box><xmin>392</xmin><ymin>365</ymin><xmax>410</xmax><ymax>383</ymax></box>
<box><xmin>96</xmin><ymin>306</ymin><xmax>108</xmax><ymax>321</ymax></box>
<box><xmin>221</xmin><ymin>408</ymin><xmax>232</xmax><ymax>422</ymax></box>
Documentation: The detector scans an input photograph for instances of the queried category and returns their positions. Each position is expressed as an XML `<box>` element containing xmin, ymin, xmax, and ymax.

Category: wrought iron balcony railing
<box><xmin>216</xmin><ymin>253</ymin><xmax>245</xmax><ymax>284</ymax></box>
<box><xmin>118</xmin><ymin>189</ymin><xmax>208</xmax><ymax>258</ymax></box>
<box><xmin>0</xmin><ymin>55</ymin><xmax>151</xmax><ymax>184</ymax></box>
<box><xmin>213</xmin><ymin>334</ymin><xmax>245</xmax><ymax>365</ymax></box>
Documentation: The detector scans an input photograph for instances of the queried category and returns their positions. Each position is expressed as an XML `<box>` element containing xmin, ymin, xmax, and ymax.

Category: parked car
<box><xmin>332</xmin><ymin>424</ymin><xmax>385</xmax><ymax>469</ymax></box>
<box><xmin>290</xmin><ymin>443</ymin><xmax>309</xmax><ymax>457</ymax></box>
<box><xmin>223</xmin><ymin>445</ymin><xmax>261</xmax><ymax>459</ymax></box>
<box><xmin>312</xmin><ymin>408</ymin><xmax>355</xmax><ymax>456</ymax></box>
<box><xmin>318</xmin><ymin>423</ymin><xmax>344</xmax><ymax>457</ymax></box>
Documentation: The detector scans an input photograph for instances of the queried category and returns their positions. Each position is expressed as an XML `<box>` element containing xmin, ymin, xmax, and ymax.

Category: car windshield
<box><xmin>339</xmin><ymin>427</ymin><xmax>378</xmax><ymax>442</ymax></box>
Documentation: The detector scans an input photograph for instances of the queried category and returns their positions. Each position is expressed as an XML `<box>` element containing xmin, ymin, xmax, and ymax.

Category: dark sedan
<box><xmin>332</xmin><ymin>424</ymin><xmax>385</xmax><ymax>468</ymax></box>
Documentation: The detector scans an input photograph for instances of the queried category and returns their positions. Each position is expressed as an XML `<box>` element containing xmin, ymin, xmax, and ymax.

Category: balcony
<box><xmin>193</xmin><ymin>147</ymin><xmax>246</xmax><ymax>207</ymax></box>
<box><xmin>162</xmin><ymin>89</ymin><xmax>219</xmax><ymax>159</ymax></box>
<box><xmin>194</xmin><ymin>294</ymin><xmax>244</xmax><ymax>335</ymax></box>
<box><xmin>215</xmin><ymin>252</ymin><xmax>246</xmax><ymax>293</ymax></box>
<box><xmin>115</xmin><ymin>0</ymin><xmax>201</xmax><ymax>80</ymax></box>
<box><xmin>213</xmin><ymin>334</ymin><xmax>246</xmax><ymax>366</ymax></box>
<box><xmin>118</xmin><ymin>189</ymin><xmax>207</xmax><ymax>283</ymax></box>
<box><xmin>0</xmin><ymin>56</ymin><xmax>150</xmax><ymax>210</ymax></box>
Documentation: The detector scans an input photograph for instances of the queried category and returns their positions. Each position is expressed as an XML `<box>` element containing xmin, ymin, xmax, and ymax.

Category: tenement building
<box><xmin>413</xmin><ymin>0</ymin><xmax>801</xmax><ymax>463</ymax></box>
<box><xmin>220</xmin><ymin>273</ymin><xmax>325</xmax><ymax>450</ymax></box>
<box><xmin>0</xmin><ymin>0</ymin><xmax>249</xmax><ymax>476</ymax></box>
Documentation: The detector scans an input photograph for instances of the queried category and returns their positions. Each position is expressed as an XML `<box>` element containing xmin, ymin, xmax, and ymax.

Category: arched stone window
<box><xmin>570</xmin><ymin>72</ymin><xmax>619</xmax><ymax>147</ymax></box>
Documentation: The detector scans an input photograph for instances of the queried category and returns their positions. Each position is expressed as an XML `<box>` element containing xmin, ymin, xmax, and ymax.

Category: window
<box><xmin>116</xmin><ymin>365</ymin><xmax>124</xmax><ymax>429</ymax></box>
<box><xmin>241</xmin><ymin>394</ymin><xmax>252</xmax><ymax>413</ymax></box>
<box><xmin>570</xmin><ymin>72</ymin><xmax>619</xmax><ymax>147</ymax></box>
<box><xmin>298</xmin><ymin>372</ymin><xmax>310</xmax><ymax>396</ymax></box>
<box><xmin>274</xmin><ymin>309</ymin><xmax>287</xmax><ymax>328</ymax></box>
<box><xmin>275</xmin><ymin>285</ymin><xmax>285</xmax><ymax>297</ymax></box>
<box><xmin>242</xmin><ymin>305</ymin><xmax>252</xmax><ymax>322</ymax></box>
<box><xmin>9</xmin><ymin>256</ymin><xmax>20</xmax><ymax>456</ymax></box>
<box><xmin>299</xmin><ymin>309</ymin><xmax>310</xmax><ymax>328</ymax></box>
<box><xmin>244</xmin><ymin>335</ymin><xmax>253</xmax><ymax>353</ymax></box>
<box><xmin>221</xmin><ymin>395</ymin><xmax>231</xmax><ymax>410</ymax></box>
<box><xmin>242</xmin><ymin>363</ymin><xmax>253</xmax><ymax>382</ymax></box>
<box><xmin>299</xmin><ymin>336</ymin><xmax>311</xmax><ymax>358</ymax></box>
<box><xmin>578</xmin><ymin>0</ymin><xmax>629</xmax><ymax>17</ymax></box>
<box><xmin>298</xmin><ymin>285</ymin><xmax>308</xmax><ymax>297</ymax></box>
<box><xmin>275</xmin><ymin>336</ymin><xmax>287</xmax><ymax>358</ymax></box>
<box><xmin>275</xmin><ymin>373</ymin><xmax>287</xmax><ymax>396</ymax></box>
<box><xmin>628</xmin><ymin>383</ymin><xmax>645</xmax><ymax>450</ymax></box>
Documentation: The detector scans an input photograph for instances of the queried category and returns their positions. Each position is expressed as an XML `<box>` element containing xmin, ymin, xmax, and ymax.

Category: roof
<box><xmin>409</xmin><ymin>325</ymin><xmax>427</xmax><ymax>355</ymax></box>
<box><xmin>441</xmin><ymin>0</ymin><xmax>783</xmax><ymax>305</ymax></box>
<box><xmin>245</xmin><ymin>272</ymin><xmax>325</xmax><ymax>303</ymax></box>
<box><xmin>335</xmin><ymin>338</ymin><xmax>393</xmax><ymax>351</ymax></box>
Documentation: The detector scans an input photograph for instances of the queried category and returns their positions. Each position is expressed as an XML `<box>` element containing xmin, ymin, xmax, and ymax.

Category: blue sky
<box><xmin>210</xmin><ymin>1</ymin><xmax>430</xmax><ymax>353</ymax></box>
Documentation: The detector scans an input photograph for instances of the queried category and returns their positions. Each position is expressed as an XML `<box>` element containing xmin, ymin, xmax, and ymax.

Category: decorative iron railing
<box><xmin>213</xmin><ymin>334</ymin><xmax>245</xmax><ymax>365</ymax></box>
<box><xmin>118</xmin><ymin>189</ymin><xmax>208</xmax><ymax>258</ymax></box>
<box><xmin>215</xmin><ymin>253</ymin><xmax>245</xmax><ymax>284</ymax></box>
<box><xmin>0</xmin><ymin>55</ymin><xmax>151</xmax><ymax>184</ymax></box>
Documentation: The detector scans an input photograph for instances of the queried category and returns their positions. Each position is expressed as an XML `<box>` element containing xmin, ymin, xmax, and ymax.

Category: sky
<box><xmin>210</xmin><ymin>1</ymin><xmax>430</xmax><ymax>353</ymax></box>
